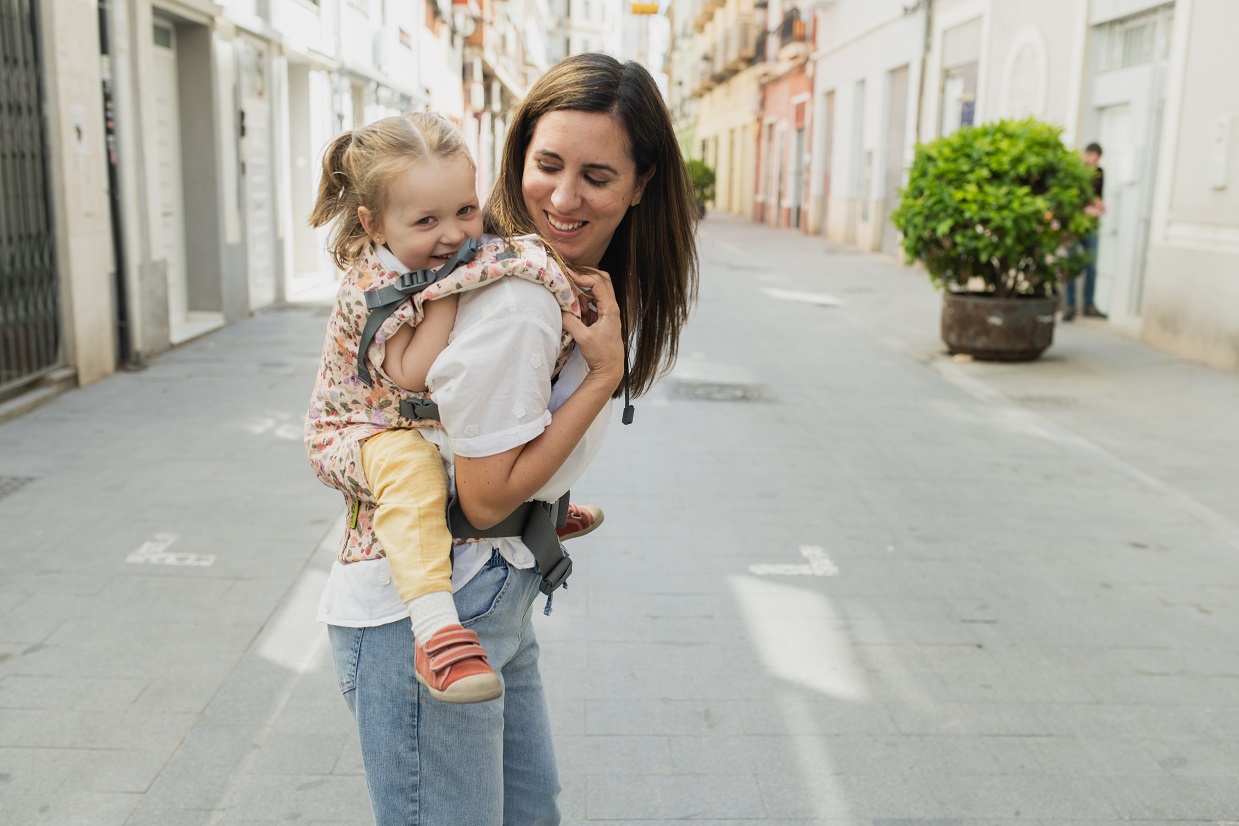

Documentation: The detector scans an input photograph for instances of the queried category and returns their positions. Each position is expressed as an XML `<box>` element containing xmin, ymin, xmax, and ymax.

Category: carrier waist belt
<box><xmin>447</xmin><ymin>490</ymin><xmax>572</xmax><ymax>595</ymax></box>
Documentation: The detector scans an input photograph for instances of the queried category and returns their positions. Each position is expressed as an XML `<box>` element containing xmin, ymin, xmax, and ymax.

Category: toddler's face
<box><xmin>368</xmin><ymin>154</ymin><xmax>483</xmax><ymax>271</ymax></box>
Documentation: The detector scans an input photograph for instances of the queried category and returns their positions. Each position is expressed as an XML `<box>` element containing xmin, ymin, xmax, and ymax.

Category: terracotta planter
<box><xmin>941</xmin><ymin>293</ymin><xmax>1056</xmax><ymax>361</ymax></box>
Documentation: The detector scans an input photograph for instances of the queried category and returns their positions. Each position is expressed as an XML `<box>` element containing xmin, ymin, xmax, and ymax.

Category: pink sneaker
<box><xmin>414</xmin><ymin>625</ymin><xmax>502</xmax><ymax>704</ymax></box>
<box><xmin>556</xmin><ymin>503</ymin><xmax>604</xmax><ymax>541</ymax></box>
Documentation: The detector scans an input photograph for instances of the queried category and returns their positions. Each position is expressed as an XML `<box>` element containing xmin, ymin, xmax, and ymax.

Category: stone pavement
<box><xmin>3</xmin><ymin>213</ymin><xmax>1239</xmax><ymax>824</ymax></box>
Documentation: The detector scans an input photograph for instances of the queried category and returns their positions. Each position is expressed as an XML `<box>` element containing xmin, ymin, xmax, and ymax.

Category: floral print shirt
<box><xmin>304</xmin><ymin>234</ymin><xmax>582</xmax><ymax>563</ymax></box>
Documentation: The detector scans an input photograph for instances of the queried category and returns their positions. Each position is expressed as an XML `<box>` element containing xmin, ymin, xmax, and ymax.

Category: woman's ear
<box><xmin>358</xmin><ymin>206</ymin><xmax>382</xmax><ymax>244</ymax></box>
<box><xmin>631</xmin><ymin>166</ymin><xmax>656</xmax><ymax>206</ymax></box>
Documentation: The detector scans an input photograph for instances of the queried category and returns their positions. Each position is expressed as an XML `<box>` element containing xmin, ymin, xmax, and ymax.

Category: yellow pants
<box><xmin>360</xmin><ymin>428</ymin><xmax>454</xmax><ymax>602</ymax></box>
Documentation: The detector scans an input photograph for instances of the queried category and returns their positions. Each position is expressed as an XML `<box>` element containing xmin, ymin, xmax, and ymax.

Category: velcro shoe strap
<box><xmin>424</xmin><ymin>629</ymin><xmax>489</xmax><ymax>668</ymax></box>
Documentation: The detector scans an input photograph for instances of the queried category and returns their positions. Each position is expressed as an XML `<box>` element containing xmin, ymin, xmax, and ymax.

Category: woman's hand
<box><xmin>562</xmin><ymin>269</ymin><xmax>625</xmax><ymax>391</ymax></box>
<box><xmin>454</xmin><ymin>270</ymin><xmax>626</xmax><ymax>528</ymax></box>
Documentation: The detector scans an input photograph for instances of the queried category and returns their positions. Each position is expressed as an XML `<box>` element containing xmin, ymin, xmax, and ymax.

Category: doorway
<box><xmin>238</xmin><ymin>37</ymin><xmax>277</xmax><ymax>309</ymax></box>
<box><xmin>149</xmin><ymin>19</ymin><xmax>190</xmax><ymax>340</ymax></box>
<box><xmin>1086</xmin><ymin>4</ymin><xmax>1173</xmax><ymax>323</ymax></box>
<box><xmin>881</xmin><ymin>65</ymin><xmax>910</xmax><ymax>257</ymax></box>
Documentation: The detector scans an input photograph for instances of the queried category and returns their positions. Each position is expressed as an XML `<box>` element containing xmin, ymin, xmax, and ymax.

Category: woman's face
<box><xmin>521</xmin><ymin>110</ymin><xmax>650</xmax><ymax>269</ymax></box>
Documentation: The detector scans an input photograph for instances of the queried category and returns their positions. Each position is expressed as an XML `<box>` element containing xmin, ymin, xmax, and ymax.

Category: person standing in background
<box><xmin>1063</xmin><ymin>142</ymin><xmax>1107</xmax><ymax>321</ymax></box>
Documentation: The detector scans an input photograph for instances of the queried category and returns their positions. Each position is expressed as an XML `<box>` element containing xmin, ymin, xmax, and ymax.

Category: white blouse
<box><xmin>317</xmin><ymin>269</ymin><xmax>611</xmax><ymax>627</ymax></box>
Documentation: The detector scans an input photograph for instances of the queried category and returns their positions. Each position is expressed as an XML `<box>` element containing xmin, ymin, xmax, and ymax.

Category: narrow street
<box><xmin>3</xmin><ymin>214</ymin><xmax>1239</xmax><ymax>824</ymax></box>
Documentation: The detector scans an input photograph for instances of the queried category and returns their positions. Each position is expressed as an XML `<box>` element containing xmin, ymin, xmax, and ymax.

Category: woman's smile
<box><xmin>546</xmin><ymin>214</ymin><xmax>586</xmax><ymax>233</ymax></box>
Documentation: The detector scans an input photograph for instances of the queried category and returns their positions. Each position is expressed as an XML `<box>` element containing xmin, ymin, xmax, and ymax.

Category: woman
<box><xmin>323</xmin><ymin>53</ymin><xmax>699</xmax><ymax>825</ymax></box>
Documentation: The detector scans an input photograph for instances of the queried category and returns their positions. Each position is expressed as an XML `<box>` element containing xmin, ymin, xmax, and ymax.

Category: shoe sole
<box><xmin>558</xmin><ymin>509</ymin><xmax>604</xmax><ymax>542</ymax></box>
<box><xmin>415</xmin><ymin>671</ymin><xmax>503</xmax><ymax>704</ymax></box>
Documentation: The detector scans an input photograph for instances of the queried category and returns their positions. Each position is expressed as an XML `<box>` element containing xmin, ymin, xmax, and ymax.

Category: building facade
<box><xmin>3</xmin><ymin>0</ymin><xmax>544</xmax><ymax>406</ymax></box>
<box><xmin>676</xmin><ymin>0</ymin><xmax>1238</xmax><ymax>369</ymax></box>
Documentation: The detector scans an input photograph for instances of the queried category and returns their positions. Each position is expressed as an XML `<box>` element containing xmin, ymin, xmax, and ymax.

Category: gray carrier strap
<box><xmin>356</xmin><ymin>238</ymin><xmax>481</xmax><ymax>386</ymax></box>
<box><xmin>447</xmin><ymin>490</ymin><xmax>573</xmax><ymax>595</ymax></box>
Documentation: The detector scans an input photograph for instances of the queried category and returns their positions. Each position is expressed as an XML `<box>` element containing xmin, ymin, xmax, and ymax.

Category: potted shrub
<box><xmin>889</xmin><ymin>118</ymin><xmax>1098</xmax><ymax>360</ymax></box>
<box><xmin>686</xmin><ymin>158</ymin><xmax>716</xmax><ymax>219</ymax></box>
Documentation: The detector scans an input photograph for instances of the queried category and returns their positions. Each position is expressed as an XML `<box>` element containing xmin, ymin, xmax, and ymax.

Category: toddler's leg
<box><xmin>361</xmin><ymin>429</ymin><xmax>500</xmax><ymax>703</ymax></box>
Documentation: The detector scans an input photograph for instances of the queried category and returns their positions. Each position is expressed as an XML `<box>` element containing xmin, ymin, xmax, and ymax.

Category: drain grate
<box><xmin>669</xmin><ymin>380</ymin><xmax>770</xmax><ymax>402</ymax></box>
<box><xmin>0</xmin><ymin>476</ymin><xmax>35</xmax><ymax>501</ymax></box>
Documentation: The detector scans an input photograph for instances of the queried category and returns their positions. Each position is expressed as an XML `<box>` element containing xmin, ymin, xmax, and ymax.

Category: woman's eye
<box><xmin>536</xmin><ymin>162</ymin><xmax>561</xmax><ymax>174</ymax></box>
<box><xmin>586</xmin><ymin>176</ymin><xmax>609</xmax><ymax>188</ymax></box>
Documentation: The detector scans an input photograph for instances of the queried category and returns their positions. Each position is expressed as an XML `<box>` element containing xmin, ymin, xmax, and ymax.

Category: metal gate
<box><xmin>1</xmin><ymin>0</ymin><xmax>62</xmax><ymax>397</ymax></box>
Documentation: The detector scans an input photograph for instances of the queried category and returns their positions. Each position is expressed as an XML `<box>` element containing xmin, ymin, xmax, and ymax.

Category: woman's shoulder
<box><xmin>458</xmin><ymin>271</ymin><xmax>559</xmax><ymax>316</ymax></box>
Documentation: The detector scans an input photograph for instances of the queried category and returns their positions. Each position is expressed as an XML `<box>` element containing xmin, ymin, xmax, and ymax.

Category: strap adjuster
<box><xmin>539</xmin><ymin>555</ymin><xmax>573</xmax><ymax>595</ymax></box>
<box><xmin>395</xmin><ymin>268</ymin><xmax>437</xmax><ymax>294</ymax></box>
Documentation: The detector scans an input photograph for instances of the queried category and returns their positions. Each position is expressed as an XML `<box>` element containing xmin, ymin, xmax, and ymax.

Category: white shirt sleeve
<box><xmin>426</xmin><ymin>279</ymin><xmax>561</xmax><ymax>458</ymax></box>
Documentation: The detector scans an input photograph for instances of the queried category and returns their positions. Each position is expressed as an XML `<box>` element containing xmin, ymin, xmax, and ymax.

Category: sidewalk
<box><xmin>3</xmin><ymin>214</ymin><xmax>1239</xmax><ymax>824</ymax></box>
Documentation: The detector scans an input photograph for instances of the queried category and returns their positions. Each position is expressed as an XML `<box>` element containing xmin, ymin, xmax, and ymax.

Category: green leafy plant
<box><xmin>685</xmin><ymin>158</ymin><xmax>716</xmax><ymax>204</ymax></box>
<box><xmin>889</xmin><ymin>118</ymin><xmax>1099</xmax><ymax>298</ymax></box>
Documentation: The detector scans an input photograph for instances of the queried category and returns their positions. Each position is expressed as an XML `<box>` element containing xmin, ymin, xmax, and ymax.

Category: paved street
<box><xmin>3</xmin><ymin>213</ymin><xmax>1239</xmax><ymax>825</ymax></box>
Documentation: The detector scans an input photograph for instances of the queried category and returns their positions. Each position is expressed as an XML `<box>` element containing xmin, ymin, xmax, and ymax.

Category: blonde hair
<box><xmin>309</xmin><ymin>112</ymin><xmax>473</xmax><ymax>270</ymax></box>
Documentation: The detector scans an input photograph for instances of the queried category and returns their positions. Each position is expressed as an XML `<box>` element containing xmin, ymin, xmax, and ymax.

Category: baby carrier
<box><xmin>306</xmin><ymin>235</ymin><xmax>599</xmax><ymax>595</ymax></box>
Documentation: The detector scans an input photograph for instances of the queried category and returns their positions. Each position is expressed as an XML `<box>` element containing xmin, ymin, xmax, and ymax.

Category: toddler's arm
<box><xmin>382</xmin><ymin>294</ymin><xmax>459</xmax><ymax>392</ymax></box>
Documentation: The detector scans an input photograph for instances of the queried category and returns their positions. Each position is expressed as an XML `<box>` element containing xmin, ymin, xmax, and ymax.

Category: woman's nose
<box><xmin>550</xmin><ymin>178</ymin><xmax>582</xmax><ymax>212</ymax></box>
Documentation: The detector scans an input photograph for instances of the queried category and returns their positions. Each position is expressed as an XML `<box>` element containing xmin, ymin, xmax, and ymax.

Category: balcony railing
<box><xmin>778</xmin><ymin>8</ymin><xmax>807</xmax><ymax>50</ymax></box>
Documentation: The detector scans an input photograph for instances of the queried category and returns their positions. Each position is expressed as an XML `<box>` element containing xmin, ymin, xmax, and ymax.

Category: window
<box><xmin>1098</xmin><ymin>6</ymin><xmax>1173</xmax><ymax>71</ymax></box>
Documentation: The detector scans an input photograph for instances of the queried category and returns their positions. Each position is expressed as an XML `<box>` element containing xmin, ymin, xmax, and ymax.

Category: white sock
<box><xmin>407</xmin><ymin>590</ymin><xmax>460</xmax><ymax>643</ymax></box>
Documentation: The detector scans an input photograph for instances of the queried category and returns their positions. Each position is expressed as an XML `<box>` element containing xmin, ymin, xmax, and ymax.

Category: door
<box><xmin>1095</xmin><ymin>103</ymin><xmax>1139</xmax><ymax>315</ymax></box>
<box><xmin>1086</xmin><ymin>5</ymin><xmax>1172</xmax><ymax>321</ymax></box>
<box><xmin>149</xmin><ymin>20</ymin><xmax>189</xmax><ymax>336</ymax></box>
<box><xmin>238</xmin><ymin>37</ymin><xmax>277</xmax><ymax>309</ymax></box>
<box><xmin>791</xmin><ymin>126</ymin><xmax>805</xmax><ymax>230</ymax></box>
<box><xmin>819</xmin><ymin>90</ymin><xmax>834</xmax><ymax>236</ymax></box>
<box><xmin>881</xmin><ymin>65</ymin><xmax>910</xmax><ymax>257</ymax></box>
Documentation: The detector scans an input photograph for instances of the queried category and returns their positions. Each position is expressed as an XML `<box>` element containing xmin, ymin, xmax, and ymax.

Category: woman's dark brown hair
<box><xmin>484</xmin><ymin>53</ymin><xmax>699</xmax><ymax>398</ymax></box>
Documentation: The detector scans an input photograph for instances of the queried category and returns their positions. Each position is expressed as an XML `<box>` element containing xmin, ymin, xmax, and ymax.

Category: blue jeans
<box><xmin>329</xmin><ymin>551</ymin><xmax>560</xmax><ymax>825</ymax></box>
<box><xmin>1064</xmin><ymin>232</ymin><xmax>1099</xmax><ymax>310</ymax></box>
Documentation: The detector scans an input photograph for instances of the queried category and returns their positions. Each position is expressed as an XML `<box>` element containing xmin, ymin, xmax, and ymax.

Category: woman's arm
<box><xmin>453</xmin><ymin>270</ymin><xmax>624</xmax><ymax>528</ymax></box>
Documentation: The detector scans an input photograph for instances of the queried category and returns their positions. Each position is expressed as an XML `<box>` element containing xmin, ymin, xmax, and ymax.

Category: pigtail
<box><xmin>309</xmin><ymin>131</ymin><xmax>353</xmax><ymax>229</ymax></box>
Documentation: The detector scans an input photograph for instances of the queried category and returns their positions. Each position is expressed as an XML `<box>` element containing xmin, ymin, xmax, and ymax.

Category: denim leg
<box><xmin>329</xmin><ymin>620</ymin><xmax>424</xmax><ymax>826</ymax></box>
<box><xmin>1082</xmin><ymin>233</ymin><xmax>1099</xmax><ymax>308</ymax></box>
<box><xmin>328</xmin><ymin>551</ymin><xmax>559</xmax><ymax>826</ymax></box>
<box><xmin>501</xmin><ymin>610</ymin><xmax>560</xmax><ymax>825</ymax></box>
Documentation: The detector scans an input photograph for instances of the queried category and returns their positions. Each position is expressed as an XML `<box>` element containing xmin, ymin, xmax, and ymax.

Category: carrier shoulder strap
<box><xmin>356</xmin><ymin>238</ymin><xmax>481</xmax><ymax>386</ymax></box>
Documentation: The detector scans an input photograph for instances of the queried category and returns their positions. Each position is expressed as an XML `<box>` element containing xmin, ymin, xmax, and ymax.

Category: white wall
<box><xmin>981</xmin><ymin>0</ymin><xmax>1087</xmax><ymax>136</ymax></box>
<box><xmin>810</xmin><ymin>0</ymin><xmax>923</xmax><ymax>248</ymax></box>
<box><xmin>1141</xmin><ymin>0</ymin><xmax>1239</xmax><ymax>369</ymax></box>
<box><xmin>41</xmin><ymin>0</ymin><xmax>117</xmax><ymax>384</ymax></box>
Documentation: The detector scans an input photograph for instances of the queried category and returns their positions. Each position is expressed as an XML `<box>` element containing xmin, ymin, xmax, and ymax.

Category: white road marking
<box><xmin>728</xmin><ymin>574</ymin><xmax>868</xmax><ymax>700</ymax></box>
<box><xmin>762</xmin><ymin>287</ymin><xmax>842</xmax><ymax>306</ymax></box>
<box><xmin>126</xmin><ymin>532</ymin><xmax>216</xmax><ymax>567</ymax></box>
<box><xmin>748</xmin><ymin>545</ymin><xmax>838</xmax><ymax>577</ymax></box>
